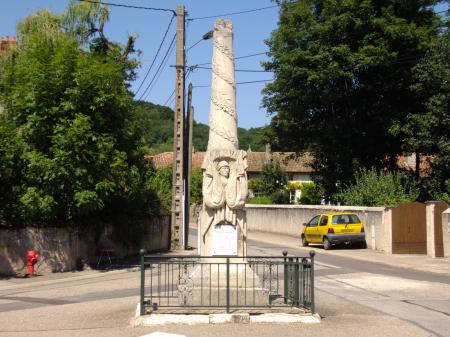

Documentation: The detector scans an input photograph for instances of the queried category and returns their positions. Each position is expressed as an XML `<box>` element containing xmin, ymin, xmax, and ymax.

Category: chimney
<box><xmin>11</xmin><ymin>35</ymin><xmax>16</xmax><ymax>42</ymax></box>
<box><xmin>4</xmin><ymin>35</ymin><xmax>9</xmax><ymax>42</ymax></box>
<box><xmin>264</xmin><ymin>143</ymin><xmax>272</xmax><ymax>164</ymax></box>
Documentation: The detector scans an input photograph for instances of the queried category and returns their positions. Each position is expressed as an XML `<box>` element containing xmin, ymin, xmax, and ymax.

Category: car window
<box><xmin>332</xmin><ymin>214</ymin><xmax>361</xmax><ymax>225</ymax></box>
<box><xmin>319</xmin><ymin>216</ymin><xmax>328</xmax><ymax>226</ymax></box>
<box><xmin>308</xmin><ymin>215</ymin><xmax>320</xmax><ymax>227</ymax></box>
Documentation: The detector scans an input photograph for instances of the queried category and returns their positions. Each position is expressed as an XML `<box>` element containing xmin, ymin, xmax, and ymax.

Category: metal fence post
<box><xmin>282</xmin><ymin>251</ymin><xmax>288</xmax><ymax>303</ymax></box>
<box><xmin>294</xmin><ymin>257</ymin><xmax>300</xmax><ymax>307</ymax></box>
<box><xmin>309</xmin><ymin>250</ymin><xmax>315</xmax><ymax>314</ymax></box>
<box><xmin>140</xmin><ymin>249</ymin><xmax>146</xmax><ymax>316</ymax></box>
<box><xmin>226</xmin><ymin>258</ymin><xmax>230</xmax><ymax>313</ymax></box>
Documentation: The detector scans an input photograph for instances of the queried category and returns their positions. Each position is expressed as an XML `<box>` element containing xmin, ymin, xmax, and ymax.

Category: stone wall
<box><xmin>0</xmin><ymin>216</ymin><xmax>169</xmax><ymax>276</ymax></box>
<box><xmin>245</xmin><ymin>204</ymin><xmax>387</xmax><ymax>252</ymax></box>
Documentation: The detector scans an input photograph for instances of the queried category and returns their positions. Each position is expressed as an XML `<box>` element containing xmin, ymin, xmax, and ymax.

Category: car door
<box><xmin>318</xmin><ymin>215</ymin><xmax>329</xmax><ymax>241</ymax></box>
<box><xmin>305</xmin><ymin>215</ymin><xmax>320</xmax><ymax>243</ymax></box>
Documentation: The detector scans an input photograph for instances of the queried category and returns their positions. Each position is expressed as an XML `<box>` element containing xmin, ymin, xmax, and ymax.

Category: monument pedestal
<box><xmin>178</xmin><ymin>261</ymin><xmax>269</xmax><ymax>307</ymax></box>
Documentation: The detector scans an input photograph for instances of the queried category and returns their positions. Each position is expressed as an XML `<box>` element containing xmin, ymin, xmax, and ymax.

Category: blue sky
<box><xmin>0</xmin><ymin>0</ymin><xmax>279</xmax><ymax>129</ymax></box>
<box><xmin>1</xmin><ymin>1</ymin><xmax>448</xmax><ymax>129</ymax></box>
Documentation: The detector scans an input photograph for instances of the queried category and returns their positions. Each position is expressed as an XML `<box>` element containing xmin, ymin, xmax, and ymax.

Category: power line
<box><xmin>236</xmin><ymin>52</ymin><xmax>268</xmax><ymax>59</ymax></box>
<box><xmin>77</xmin><ymin>0</ymin><xmax>176</xmax><ymax>15</ymax></box>
<box><xmin>135</xmin><ymin>14</ymin><xmax>175</xmax><ymax>96</ymax></box>
<box><xmin>193</xmin><ymin>66</ymin><xmax>272</xmax><ymax>73</ymax></box>
<box><xmin>188</xmin><ymin>4</ymin><xmax>279</xmax><ymax>21</ymax></box>
<box><xmin>193</xmin><ymin>79</ymin><xmax>273</xmax><ymax>88</ymax></box>
<box><xmin>139</xmin><ymin>33</ymin><xmax>176</xmax><ymax>100</ymax></box>
<box><xmin>142</xmin><ymin>36</ymin><xmax>176</xmax><ymax>101</ymax></box>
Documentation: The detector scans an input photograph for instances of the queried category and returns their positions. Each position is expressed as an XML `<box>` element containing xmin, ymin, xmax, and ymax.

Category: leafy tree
<box><xmin>146</xmin><ymin>165</ymin><xmax>173</xmax><ymax>212</ymax></box>
<box><xmin>404</xmin><ymin>31</ymin><xmax>450</xmax><ymax>203</ymax></box>
<box><xmin>263</xmin><ymin>0</ymin><xmax>444</xmax><ymax>197</ymax></box>
<box><xmin>0</xmin><ymin>1</ymin><xmax>156</xmax><ymax>240</ymax></box>
<box><xmin>261</xmin><ymin>161</ymin><xmax>288</xmax><ymax>194</ymax></box>
<box><xmin>336</xmin><ymin>167</ymin><xmax>419</xmax><ymax>206</ymax></box>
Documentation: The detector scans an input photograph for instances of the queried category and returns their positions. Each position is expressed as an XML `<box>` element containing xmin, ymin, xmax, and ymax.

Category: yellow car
<box><xmin>301</xmin><ymin>212</ymin><xmax>366</xmax><ymax>250</ymax></box>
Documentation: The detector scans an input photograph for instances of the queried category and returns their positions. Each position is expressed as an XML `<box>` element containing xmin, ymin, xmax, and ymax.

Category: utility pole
<box><xmin>184</xmin><ymin>83</ymin><xmax>194</xmax><ymax>249</ymax></box>
<box><xmin>171</xmin><ymin>5</ymin><xmax>185</xmax><ymax>250</ymax></box>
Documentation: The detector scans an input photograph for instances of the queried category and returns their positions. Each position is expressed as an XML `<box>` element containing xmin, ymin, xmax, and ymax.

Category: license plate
<box><xmin>341</xmin><ymin>229</ymin><xmax>353</xmax><ymax>233</ymax></box>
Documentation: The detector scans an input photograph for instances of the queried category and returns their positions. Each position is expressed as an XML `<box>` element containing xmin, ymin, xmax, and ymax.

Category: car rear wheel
<box><xmin>301</xmin><ymin>235</ymin><xmax>309</xmax><ymax>247</ymax></box>
<box><xmin>359</xmin><ymin>241</ymin><xmax>367</xmax><ymax>249</ymax></box>
<box><xmin>323</xmin><ymin>237</ymin><xmax>331</xmax><ymax>250</ymax></box>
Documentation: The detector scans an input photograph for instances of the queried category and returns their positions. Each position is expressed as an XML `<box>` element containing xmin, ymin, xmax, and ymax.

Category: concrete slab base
<box><xmin>134</xmin><ymin>311</ymin><xmax>321</xmax><ymax>326</ymax></box>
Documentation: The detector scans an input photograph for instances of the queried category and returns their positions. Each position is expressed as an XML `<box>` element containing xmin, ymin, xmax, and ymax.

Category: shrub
<box><xmin>247</xmin><ymin>196</ymin><xmax>272</xmax><ymax>204</ymax></box>
<box><xmin>299</xmin><ymin>182</ymin><xmax>323</xmax><ymax>205</ymax></box>
<box><xmin>335</xmin><ymin>168</ymin><xmax>419</xmax><ymax>207</ymax></box>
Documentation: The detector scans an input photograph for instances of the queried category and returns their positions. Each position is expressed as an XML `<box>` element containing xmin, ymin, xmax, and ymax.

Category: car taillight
<box><xmin>361</xmin><ymin>227</ymin><xmax>365</xmax><ymax>233</ymax></box>
<box><xmin>328</xmin><ymin>227</ymin><xmax>334</xmax><ymax>234</ymax></box>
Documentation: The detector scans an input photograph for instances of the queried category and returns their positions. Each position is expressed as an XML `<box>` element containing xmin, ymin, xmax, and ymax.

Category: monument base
<box><xmin>178</xmin><ymin>261</ymin><xmax>269</xmax><ymax>307</ymax></box>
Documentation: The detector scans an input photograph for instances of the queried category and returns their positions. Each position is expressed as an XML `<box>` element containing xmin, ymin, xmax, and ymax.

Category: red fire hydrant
<box><xmin>26</xmin><ymin>250</ymin><xmax>38</xmax><ymax>276</ymax></box>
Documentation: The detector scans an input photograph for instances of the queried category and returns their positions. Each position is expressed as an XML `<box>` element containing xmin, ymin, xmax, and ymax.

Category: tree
<box><xmin>404</xmin><ymin>31</ymin><xmax>450</xmax><ymax>203</ymax></box>
<box><xmin>263</xmin><ymin>0</ymin><xmax>444</xmax><ymax>197</ymax></box>
<box><xmin>0</xmin><ymin>1</ymin><xmax>155</xmax><ymax>238</ymax></box>
<box><xmin>261</xmin><ymin>161</ymin><xmax>288</xmax><ymax>194</ymax></box>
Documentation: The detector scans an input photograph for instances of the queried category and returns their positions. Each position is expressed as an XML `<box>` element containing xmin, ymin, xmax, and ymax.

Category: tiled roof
<box><xmin>147</xmin><ymin>151</ymin><xmax>314</xmax><ymax>173</ymax></box>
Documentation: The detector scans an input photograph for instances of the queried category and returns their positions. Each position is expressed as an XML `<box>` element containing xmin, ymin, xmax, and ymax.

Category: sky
<box><xmin>1</xmin><ymin>1</ymin><xmax>448</xmax><ymax>129</ymax></box>
<box><xmin>0</xmin><ymin>0</ymin><xmax>280</xmax><ymax>129</ymax></box>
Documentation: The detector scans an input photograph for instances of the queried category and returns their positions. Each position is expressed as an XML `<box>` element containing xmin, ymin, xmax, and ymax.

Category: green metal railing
<box><xmin>139</xmin><ymin>250</ymin><xmax>315</xmax><ymax>315</ymax></box>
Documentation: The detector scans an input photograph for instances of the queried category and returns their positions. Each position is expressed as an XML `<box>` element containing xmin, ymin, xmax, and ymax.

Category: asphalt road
<box><xmin>0</xmin><ymin>228</ymin><xmax>448</xmax><ymax>337</ymax></box>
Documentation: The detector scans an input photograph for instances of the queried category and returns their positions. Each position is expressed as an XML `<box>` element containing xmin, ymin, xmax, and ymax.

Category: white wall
<box><xmin>245</xmin><ymin>204</ymin><xmax>387</xmax><ymax>252</ymax></box>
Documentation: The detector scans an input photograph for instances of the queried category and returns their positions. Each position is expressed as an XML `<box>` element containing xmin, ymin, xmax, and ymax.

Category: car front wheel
<box><xmin>323</xmin><ymin>237</ymin><xmax>331</xmax><ymax>250</ymax></box>
<box><xmin>301</xmin><ymin>235</ymin><xmax>309</xmax><ymax>247</ymax></box>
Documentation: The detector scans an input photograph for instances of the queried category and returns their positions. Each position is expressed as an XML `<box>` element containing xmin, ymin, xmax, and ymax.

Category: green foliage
<box><xmin>270</xmin><ymin>190</ymin><xmax>290</xmax><ymax>204</ymax></box>
<box><xmin>146</xmin><ymin>165</ymin><xmax>173</xmax><ymax>212</ymax></box>
<box><xmin>335</xmin><ymin>168</ymin><xmax>419</xmax><ymax>207</ymax></box>
<box><xmin>261</xmin><ymin>161</ymin><xmax>288</xmax><ymax>194</ymax></box>
<box><xmin>248</xmin><ymin>178</ymin><xmax>265</xmax><ymax>192</ymax></box>
<box><xmin>0</xmin><ymin>119</ymin><xmax>25</xmax><ymax>223</ymax></box>
<box><xmin>0</xmin><ymin>2</ymin><xmax>158</xmax><ymax>243</ymax></box>
<box><xmin>247</xmin><ymin>196</ymin><xmax>272</xmax><ymax>205</ymax></box>
<box><xmin>404</xmin><ymin>31</ymin><xmax>450</xmax><ymax>202</ymax></box>
<box><xmin>263</xmin><ymin>0</ymin><xmax>443</xmax><ymax>197</ymax></box>
<box><xmin>299</xmin><ymin>182</ymin><xmax>323</xmax><ymax>205</ymax></box>
<box><xmin>238</xmin><ymin>127</ymin><xmax>267</xmax><ymax>151</ymax></box>
<box><xmin>190</xmin><ymin>168</ymin><xmax>203</xmax><ymax>205</ymax></box>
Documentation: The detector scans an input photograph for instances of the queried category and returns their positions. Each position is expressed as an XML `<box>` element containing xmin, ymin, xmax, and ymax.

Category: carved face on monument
<box><xmin>217</xmin><ymin>161</ymin><xmax>230</xmax><ymax>178</ymax></box>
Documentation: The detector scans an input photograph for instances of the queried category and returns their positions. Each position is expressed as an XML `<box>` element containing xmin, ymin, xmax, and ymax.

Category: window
<box><xmin>308</xmin><ymin>215</ymin><xmax>320</xmax><ymax>227</ymax></box>
<box><xmin>319</xmin><ymin>216</ymin><xmax>328</xmax><ymax>226</ymax></box>
<box><xmin>332</xmin><ymin>214</ymin><xmax>361</xmax><ymax>225</ymax></box>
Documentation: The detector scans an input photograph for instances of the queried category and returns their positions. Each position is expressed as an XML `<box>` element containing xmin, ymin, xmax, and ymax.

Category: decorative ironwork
<box><xmin>139</xmin><ymin>253</ymin><xmax>315</xmax><ymax>315</ymax></box>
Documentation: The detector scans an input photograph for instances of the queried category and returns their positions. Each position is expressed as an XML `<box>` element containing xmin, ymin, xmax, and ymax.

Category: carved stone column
<box><xmin>198</xmin><ymin>19</ymin><xmax>248</xmax><ymax>257</ymax></box>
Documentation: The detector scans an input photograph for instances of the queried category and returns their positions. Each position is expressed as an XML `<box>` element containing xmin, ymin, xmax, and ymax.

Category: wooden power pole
<box><xmin>171</xmin><ymin>5</ymin><xmax>185</xmax><ymax>250</ymax></box>
<box><xmin>184</xmin><ymin>83</ymin><xmax>194</xmax><ymax>249</ymax></box>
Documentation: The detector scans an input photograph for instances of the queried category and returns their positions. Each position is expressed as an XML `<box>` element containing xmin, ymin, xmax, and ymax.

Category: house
<box><xmin>148</xmin><ymin>148</ymin><xmax>315</xmax><ymax>203</ymax></box>
<box><xmin>148</xmin><ymin>149</ymin><xmax>314</xmax><ymax>183</ymax></box>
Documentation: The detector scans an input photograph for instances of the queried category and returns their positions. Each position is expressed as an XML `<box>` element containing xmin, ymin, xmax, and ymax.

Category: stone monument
<box><xmin>177</xmin><ymin>19</ymin><xmax>268</xmax><ymax>307</ymax></box>
<box><xmin>198</xmin><ymin>19</ymin><xmax>248</xmax><ymax>257</ymax></box>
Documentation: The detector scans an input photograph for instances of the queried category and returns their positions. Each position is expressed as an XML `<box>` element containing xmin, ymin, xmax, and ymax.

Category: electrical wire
<box><xmin>193</xmin><ymin>66</ymin><xmax>272</xmax><ymax>73</ymax></box>
<box><xmin>188</xmin><ymin>4</ymin><xmax>279</xmax><ymax>21</ymax></box>
<box><xmin>139</xmin><ymin>33</ymin><xmax>176</xmax><ymax>100</ymax></box>
<box><xmin>142</xmin><ymin>35</ymin><xmax>176</xmax><ymax>100</ymax></box>
<box><xmin>193</xmin><ymin>79</ymin><xmax>273</xmax><ymax>88</ymax></box>
<box><xmin>135</xmin><ymin>14</ymin><xmax>175</xmax><ymax>96</ymax></box>
<box><xmin>77</xmin><ymin>0</ymin><xmax>176</xmax><ymax>15</ymax></box>
<box><xmin>188</xmin><ymin>51</ymin><xmax>269</xmax><ymax>67</ymax></box>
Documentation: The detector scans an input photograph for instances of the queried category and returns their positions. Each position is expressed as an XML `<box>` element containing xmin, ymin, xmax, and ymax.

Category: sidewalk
<box><xmin>248</xmin><ymin>230</ymin><xmax>450</xmax><ymax>276</ymax></box>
